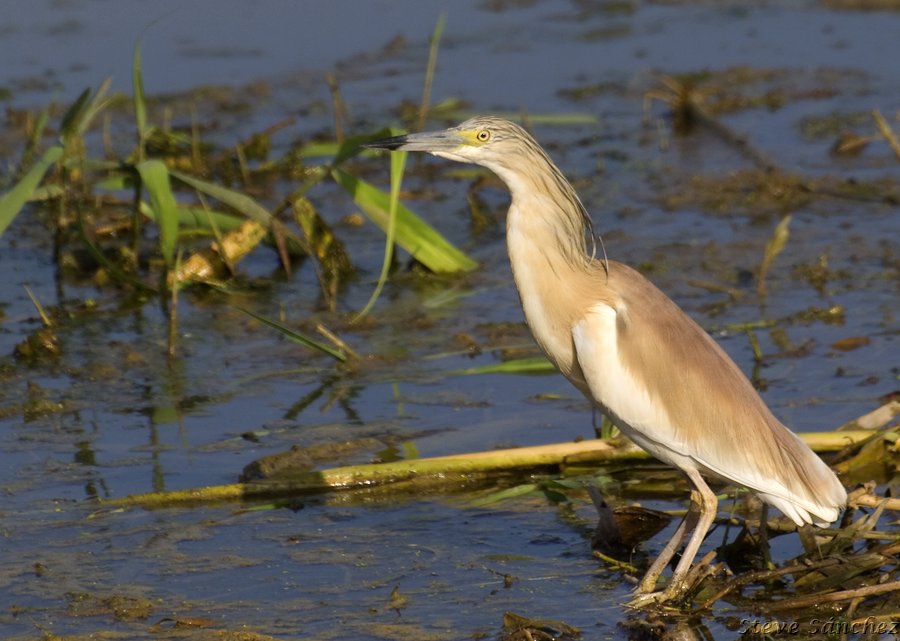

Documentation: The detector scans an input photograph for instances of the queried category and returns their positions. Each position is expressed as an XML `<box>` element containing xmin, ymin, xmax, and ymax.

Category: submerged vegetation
<box><xmin>104</xmin><ymin>400</ymin><xmax>900</xmax><ymax>622</ymax></box>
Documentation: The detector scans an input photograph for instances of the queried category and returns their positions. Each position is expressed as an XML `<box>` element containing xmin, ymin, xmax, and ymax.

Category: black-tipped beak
<box><xmin>363</xmin><ymin>128</ymin><xmax>464</xmax><ymax>153</ymax></box>
<box><xmin>362</xmin><ymin>134</ymin><xmax>410</xmax><ymax>151</ymax></box>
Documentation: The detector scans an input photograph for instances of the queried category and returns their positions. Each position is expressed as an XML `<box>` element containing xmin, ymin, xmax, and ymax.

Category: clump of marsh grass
<box><xmin>0</xmin><ymin>29</ymin><xmax>475</xmax><ymax>362</ymax></box>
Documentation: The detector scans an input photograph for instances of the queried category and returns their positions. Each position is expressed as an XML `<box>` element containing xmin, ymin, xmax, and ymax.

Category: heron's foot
<box><xmin>626</xmin><ymin>582</ymin><xmax>688</xmax><ymax>610</ymax></box>
<box><xmin>628</xmin><ymin>552</ymin><xmax>722</xmax><ymax>610</ymax></box>
<box><xmin>626</xmin><ymin>590</ymin><xmax>665</xmax><ymax>609</ymax></box>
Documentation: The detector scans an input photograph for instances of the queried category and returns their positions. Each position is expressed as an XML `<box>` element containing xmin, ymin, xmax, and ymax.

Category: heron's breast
<box><xmin>506</xmin><ymin>221</ymin><xmax>583</xmax><ymax>380</ymax></box>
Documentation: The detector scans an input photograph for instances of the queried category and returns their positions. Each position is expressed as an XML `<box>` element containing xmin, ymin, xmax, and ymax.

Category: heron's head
<box><xmin>363</xmin><ymin>116</ymin><xmax>531</xmax><ymax>168</ymax></box>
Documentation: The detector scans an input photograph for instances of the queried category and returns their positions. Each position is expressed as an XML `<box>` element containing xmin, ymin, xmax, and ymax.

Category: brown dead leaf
<box><xmin>830</xmin><ymin>336</ymin><xmax>871</xmax><ymax>351</ymax></box>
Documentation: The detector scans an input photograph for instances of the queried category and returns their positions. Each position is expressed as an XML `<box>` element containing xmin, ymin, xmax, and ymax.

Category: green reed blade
<box><xmin>170</xmin><ymin>170</ymin><xmax>273</xmax><ymax>226</ymax></box>
<box><xmin>449</xmin><ymin>356</ymin><xmax>555</xmax><ymax>376</ymax></box>
<box><xmin>354</xmin><ymin>148</ymin><xmax>408</xmax><ymax>320</ymax></box>
<box><xmin>0</xmin><ymin>146</ymin><xmax>63</xmax><ymax>238</ymax></box>
<box><xmin>418</xmin><ymin>12</ymin><xmax>446</xmax><ymax>130</ymax></box>
<box><xmin>136</xmin><ymin>160</ymin><xmax>179</xmax><ymax>267</ymax></box>
<box><xmin>237</xmin><ymin>307</ymin><xmax>346</xmax><ymax>362</ymax></box>
<box><xmin>133</xmin><ymin>39</ymin><xmax>148</xmax><ymax>161</ymax></box>
<box><xmin>332</xmin><ymin>167</ymin><xmax>477</xmax><ymax>273</ymax></box>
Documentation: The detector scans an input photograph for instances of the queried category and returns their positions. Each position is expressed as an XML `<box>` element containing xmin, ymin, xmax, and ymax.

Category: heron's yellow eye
<box><xmin>476</xmin><ymin>129</ymin><xmax>491</xmax><ymax>142</ymax></box>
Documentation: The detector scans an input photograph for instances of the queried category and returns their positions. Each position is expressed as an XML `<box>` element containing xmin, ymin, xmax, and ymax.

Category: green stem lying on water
<box><xmin>102</xmin><ymin>430</ymin><xmax>874</xmax><ymax>509</ymax></box>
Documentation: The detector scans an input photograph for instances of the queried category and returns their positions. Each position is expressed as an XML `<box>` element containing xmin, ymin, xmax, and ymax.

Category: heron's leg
<box><xmin>758</xmin><ymin>503</ymin><xmax>774</xmax><ymax>570</ymax></box>
<box><xmin>636</xmin><ymin>500</ymin><xmax>697</xmax><ymax>594</ymax></box>
<box><xmin>661</xmin><ymin>468</ymin><xmax>718</xmax><ymax>600</ymax></box>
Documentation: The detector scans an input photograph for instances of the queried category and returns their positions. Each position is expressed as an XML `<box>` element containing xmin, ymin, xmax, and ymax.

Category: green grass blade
<box><xmin>171</xmin><ymin>170</ymin><xmax>310</xmax><ymax>263</ymax></box>
<box><xmin>470</xmin><ymin>483</ymin><xmax>539</xmax><ymax>507</ymax></box>
<box><xmin>80</xmin><ymin>77</ymin><xmax>112</xmax><ymax>138</ymax></box>
<box><xmin>19</xmin><ymin>104</ymin><xmax>52</xmax><ymax>172</ymax></box>
<box><xmin>354</xmin><ymin>149</ymin><xmax>408</xmax><ymax>320</ymax></box>
<box><xmin>298</xmin><ymin>140</ymin><xmax>341</xmax><ymax>160</ymax></box>
<box><xmin>418</xmin><ymin>12</ymin><xmax>447</xmax><ymax>130</ymax></box>
<box><xmin>332</xmin><ymin>130</ymin><xmax>393</xmax><ymax>167</ymax></box>
<box><xmin>237</xmin><ymin>307</ymin><xmax>346</xmax><ymax>362</ymax></box>
<box><xmin>30</xmin><ymin>184</ymin><xmax>64</xmax><ymax>201</ymax></box>
<box><xmin>136</xmin><ymin>160</ymin><xmax>179</xmax><ymax>267</ymax></box>
<box><xmin>133</xmin><ymin>39</ymin><xmax>148</xmax><ymax>161</ymax></box>
<box><xmin>449</xmin><ymin>356</ymin><xmax>554</xmax><ymax>376</ymax></box>
<box><xmin>169</xmin><ymin>170</ymin><xmax>273</xmax><ymax>226</ymax></box>
<box><xmin>138</xmin><ymin>201</ymin><xmax>245</xmax><ymax>234</ymax></box>
<box><xmin>60</xmin><ymin>78</ymin><xmax>112</xmax><ymax>149</ymax></box>
<box><xmin>59</xmin><ymin>87</ymin><xmax>92</xmax><ymax>145</ymax></box>
<box><xmin>0</xmin><ymin>145</ymin><xmax>63</xmax><ymax>238</ymax></box>
<box><xmin>331</xmin><ymin>167</ymin><xmax>477</xmax><ymax>273</ymax></box>
<box><xmin>304</xmin><ymin>129</ymin><xmax>401</xmax><ymax>166</ymax></box>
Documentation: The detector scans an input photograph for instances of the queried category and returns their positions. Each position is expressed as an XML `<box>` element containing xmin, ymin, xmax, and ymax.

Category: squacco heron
<box><xmin>364</xmin><ymin>116</ymin><xmax>846</xmax><ymax>605</ymax></box>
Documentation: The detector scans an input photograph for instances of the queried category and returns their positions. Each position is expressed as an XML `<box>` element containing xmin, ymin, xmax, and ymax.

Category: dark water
<box><xmin>1</xmin><ymin>1</ymin><xmax>898</xmax><ymax>639</ymax></box>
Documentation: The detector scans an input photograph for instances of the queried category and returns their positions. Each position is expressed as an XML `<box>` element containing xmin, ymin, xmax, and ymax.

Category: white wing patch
<box><xmin>572</xmin><ymin>304</ymin><xmax>695</xmax><ymax>470</ymax></box>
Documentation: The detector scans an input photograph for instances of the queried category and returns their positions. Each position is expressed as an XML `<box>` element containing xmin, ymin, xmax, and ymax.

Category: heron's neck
<box><xmin>491</xmin><ymin>157</ymin><xmax>595</xmax><ymax>380</ymax></box>
<box><xmin>490</xmin><ymin>158</ymin><xmax>592</xmax><ymax>270</ymax></box>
